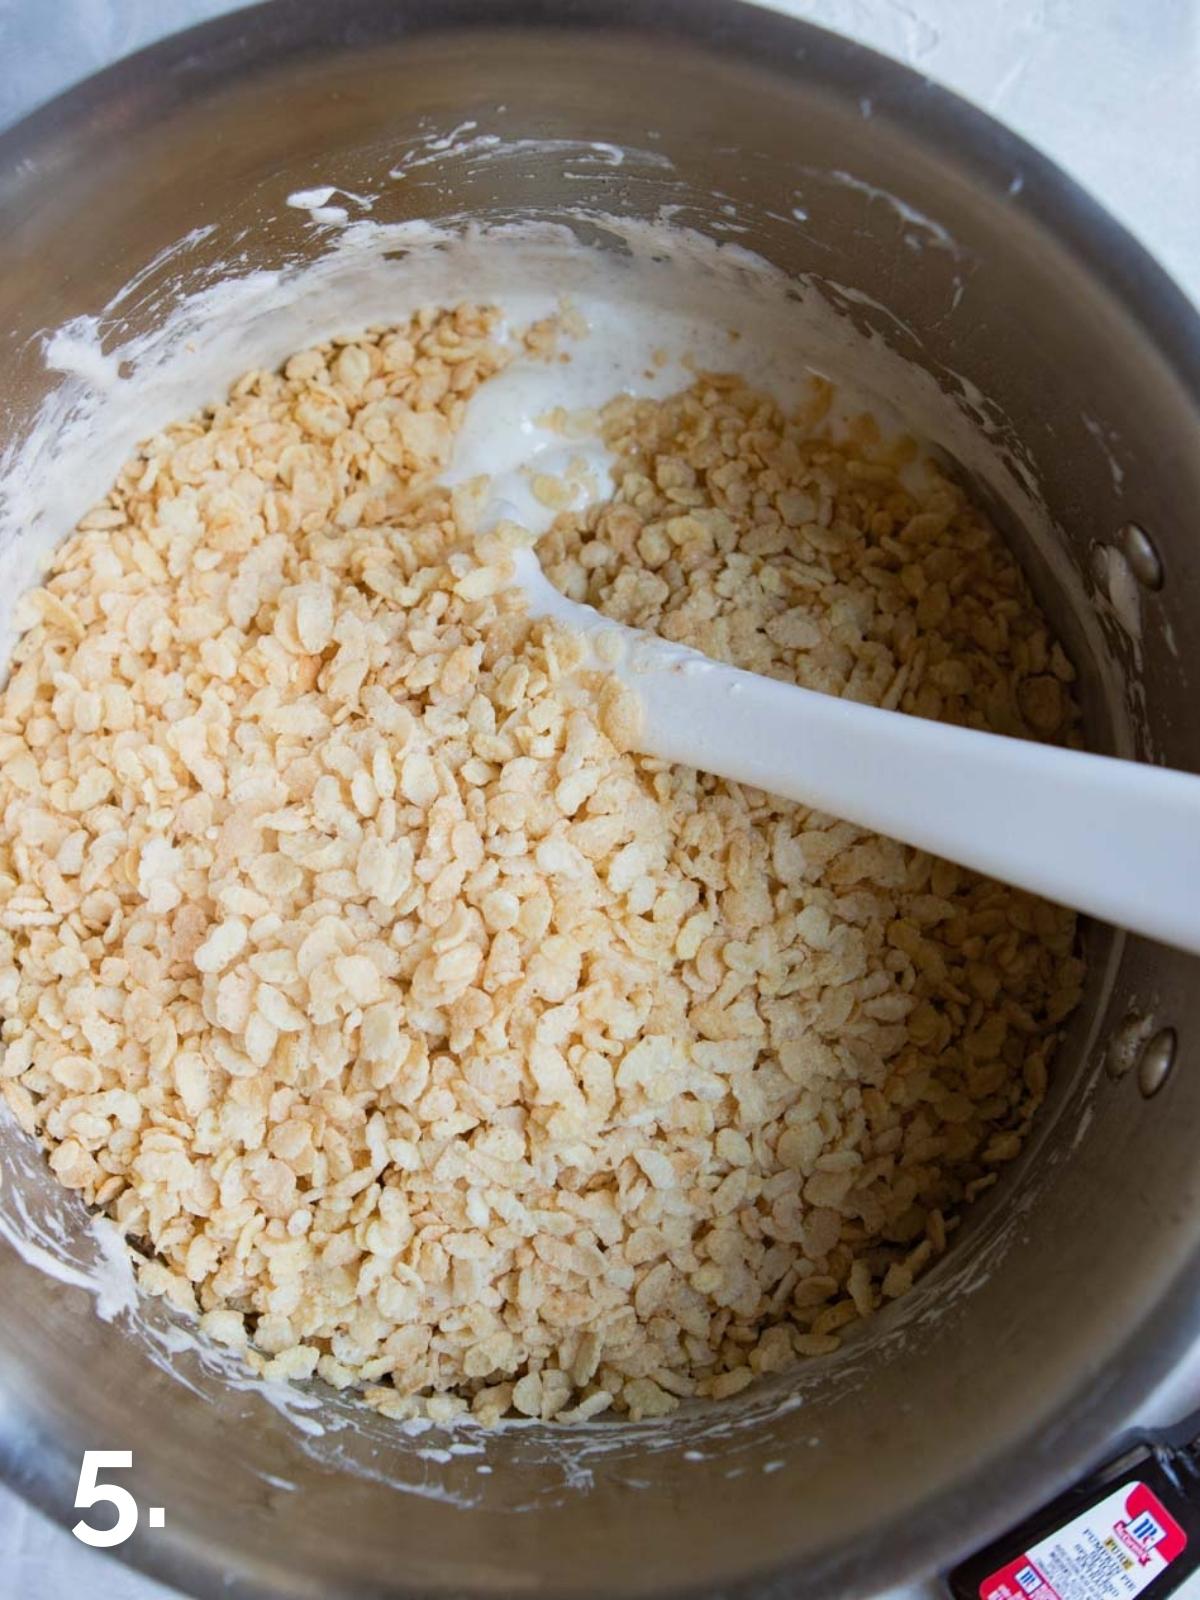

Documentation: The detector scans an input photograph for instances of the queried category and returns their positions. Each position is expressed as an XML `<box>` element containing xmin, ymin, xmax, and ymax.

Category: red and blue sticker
<box><xmin>980</xmin><ymin>1481</ymin><xmax>1187</xmax><ymax>1600</ymax></box>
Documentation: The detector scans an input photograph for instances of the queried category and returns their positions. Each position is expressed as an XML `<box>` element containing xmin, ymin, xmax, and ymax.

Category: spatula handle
<box><xmin>633</xmin><ymin>652</ymin><xmax>1200</xmax><ymax>955</ymax></box>
<box><xmin>514</xmin><ymin>546</ymin><xmax>1200</xmax><ymax>953</ymax></box>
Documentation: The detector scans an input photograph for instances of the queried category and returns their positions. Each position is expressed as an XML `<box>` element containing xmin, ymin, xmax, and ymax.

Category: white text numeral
<box><xmin>72</xmin><ymin>1449</ymin><xmax>139</xmax><ymax>1548</ymax></box>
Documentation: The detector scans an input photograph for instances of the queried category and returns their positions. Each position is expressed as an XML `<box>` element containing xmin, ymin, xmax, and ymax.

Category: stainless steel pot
<box><xmin>1</xmin><ymin>4</ymin><xmax>1198</xmax><ymax>1598</ymax></box>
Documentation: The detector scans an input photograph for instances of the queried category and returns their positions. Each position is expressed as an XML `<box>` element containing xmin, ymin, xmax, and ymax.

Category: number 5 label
<box><xmin>72</xmin><ymin>1450</ymin><xmax>143</xmax><ymax>1547</ymax></box>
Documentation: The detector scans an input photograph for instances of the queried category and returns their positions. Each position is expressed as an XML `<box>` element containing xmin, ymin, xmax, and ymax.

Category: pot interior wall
<box><xmin>0</xmin><ymin>8</ymin><xmax>1198</xmax><ymax>1600</ymax></box>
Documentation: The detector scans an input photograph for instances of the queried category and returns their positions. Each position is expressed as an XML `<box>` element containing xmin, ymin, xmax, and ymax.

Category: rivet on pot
<box><xmin>1137</xmin><ymin>1028</ymin><xmax>1177</xmax><ymax>1099</ymax></box>
<box><xmin>1116</xmin><ymin>522</ymin><xmax>1164</xmax><ymax>591</ymax></box>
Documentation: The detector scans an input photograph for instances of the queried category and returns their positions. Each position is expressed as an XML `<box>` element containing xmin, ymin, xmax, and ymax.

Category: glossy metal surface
<box><xmin>0</xmin><ymin>4</ymin><xmax>1198</xmax><ymax>1598</ymax></box>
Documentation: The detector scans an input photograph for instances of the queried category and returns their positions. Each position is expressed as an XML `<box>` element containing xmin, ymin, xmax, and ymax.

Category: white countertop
<box><xmin>0</xmin><ymin>1</ymin><xmax>1196</xmax><ymax>1596</ymax></box>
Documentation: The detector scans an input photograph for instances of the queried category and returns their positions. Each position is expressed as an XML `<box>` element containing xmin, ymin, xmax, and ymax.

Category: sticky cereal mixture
<box><xmin>0</xmin><ymin>307</ymin><xmax>1084</xmax><ymax>1425</ymax></box>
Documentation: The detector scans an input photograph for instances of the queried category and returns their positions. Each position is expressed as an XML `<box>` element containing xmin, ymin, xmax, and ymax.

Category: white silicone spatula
<box><xmin>513</xmin><ymin>547</ymin><xmax>1200</xmax><ymax>956</ymax></box>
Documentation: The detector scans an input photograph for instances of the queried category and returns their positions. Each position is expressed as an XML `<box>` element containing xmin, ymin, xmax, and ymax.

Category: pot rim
<box><xmin>0</xmin><ymin>3</ymin><xmax>1198</xmax><ymax>1598</ymax></box>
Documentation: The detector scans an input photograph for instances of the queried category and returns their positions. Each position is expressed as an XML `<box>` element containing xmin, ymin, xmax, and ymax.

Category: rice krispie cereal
<box><xmin>0</xmin><ymin>305</ymin><xmax>1083</xmax><ymax>1424</ymax></box>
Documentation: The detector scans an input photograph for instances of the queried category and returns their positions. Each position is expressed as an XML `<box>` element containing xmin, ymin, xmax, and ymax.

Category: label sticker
<box><xmin>980</xmin><ymin>1480</ymin><xmax>1187</xmax><ymax>1600</ymax></box>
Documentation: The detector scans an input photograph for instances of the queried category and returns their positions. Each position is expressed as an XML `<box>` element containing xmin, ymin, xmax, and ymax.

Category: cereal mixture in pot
<box><xmin>0</xmin><ymin>306</ymin><xmax>1083</xmax><ymax>1423</ymax></box>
